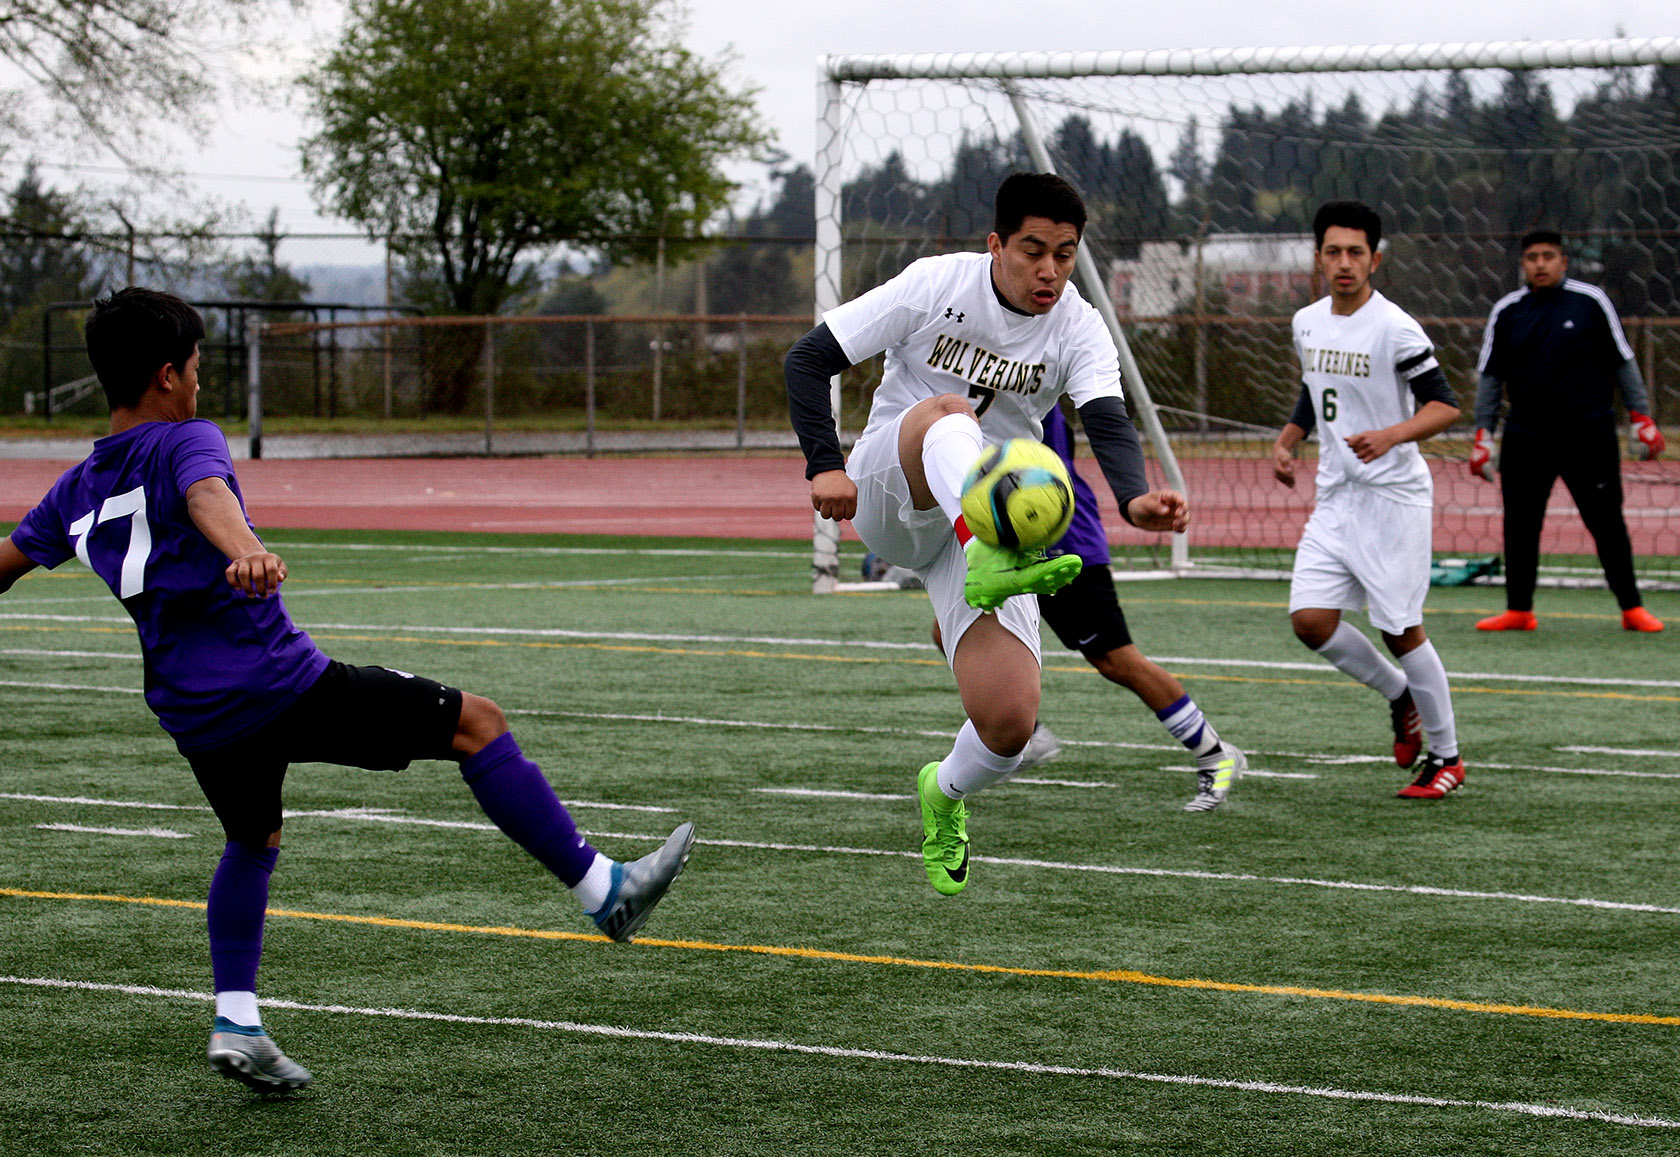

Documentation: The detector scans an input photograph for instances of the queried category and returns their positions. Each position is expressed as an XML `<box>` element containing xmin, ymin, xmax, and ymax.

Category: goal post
<box><xmin>811</xmin><ymin>37</ymin><xmax>1680</xmax><ymax>591</ymax></box>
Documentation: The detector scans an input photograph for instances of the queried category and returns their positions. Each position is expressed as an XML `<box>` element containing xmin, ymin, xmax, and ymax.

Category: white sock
<box><xmin>921</xmin><ymin>413</ymin><xmax>984</xmax><ymax>526</ymax></box>
<box><xmin>1397</xmin><ymin>641</ymin><xmax>1458</xmax><ymax>760</ymax></box>
<box><xmin>216</xmin><ymin>990</ymin><xmax>260</xmax><ymax>1028</ymax></box>
<box><xmin>936</xmin><ymin>718</ymin><xmax>1023</xmax><ymax>799</ymax></box>
<box><xmin>571</xmin><ymin>852</ymin><xmax>615</xmax><ymax>913</ymax></box>
<box><xmin>1314</xmin><ymin>621</ymin><xmax>1408</xmax><ymax>701</ymax></box>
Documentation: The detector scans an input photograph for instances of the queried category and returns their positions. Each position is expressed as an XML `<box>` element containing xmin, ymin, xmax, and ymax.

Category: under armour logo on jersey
<box><xmin>944</xmin><ymin>307</ymin><xmax>965</xmax><ymax>322</ymax></box>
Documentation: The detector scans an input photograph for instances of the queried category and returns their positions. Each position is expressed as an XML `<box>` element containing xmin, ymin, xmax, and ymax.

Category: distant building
<box><xmin>1109</xmin><ymin>234</ymin><xmax>1316</xmax><ymax>319</ymax></box>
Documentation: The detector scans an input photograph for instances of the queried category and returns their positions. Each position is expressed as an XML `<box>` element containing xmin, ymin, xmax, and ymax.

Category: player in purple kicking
<box><xmin>0</xmin><ymin>288</ymin><xmax>695</xmax><ymax>1093</ymax></box>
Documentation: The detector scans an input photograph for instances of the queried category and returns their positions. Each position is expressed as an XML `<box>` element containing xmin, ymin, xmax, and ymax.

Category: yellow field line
<box><xmin>6</xmin><ymin>886</ymin><xmax>1677</xmax><ymax>1027</ymax></box>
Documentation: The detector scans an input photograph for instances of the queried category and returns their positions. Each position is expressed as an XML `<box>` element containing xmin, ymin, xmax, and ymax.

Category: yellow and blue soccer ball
<box><xmin>960</xmin><ymin>438</ymin><xmax>1076</xmax><ymax>551</ymax></box>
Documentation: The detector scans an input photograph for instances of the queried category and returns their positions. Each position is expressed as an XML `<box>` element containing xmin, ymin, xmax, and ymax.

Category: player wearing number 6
<box><xmin>0</xmin><ymin>288</ymin><xmax>696</xmax><ymax>1093</ymax></box>
<box><xmin>785</xmin><ymin>173</ymin><xmax>1188</xmax><ymax>896</ymax></box>
<box><xmin>1272</xmin><ymin>202</ymin><xmax>1467</xmax><ymax>800</ymax></box>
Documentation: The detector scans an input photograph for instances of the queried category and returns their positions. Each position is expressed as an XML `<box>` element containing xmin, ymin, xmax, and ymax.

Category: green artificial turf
<box><xmin>1</xmin><ymin>529</ymin><xmax>1676</xmax><ymax>1156</ymax></box>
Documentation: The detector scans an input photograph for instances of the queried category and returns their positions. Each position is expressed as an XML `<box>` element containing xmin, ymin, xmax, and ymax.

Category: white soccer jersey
<box><xmin>1292</xmin><ymin>290</ymin><xmax>1438</xmax><ymax>506</ymax></box>
<box><xmin>824</xmin><ymin>251</ymin><xmax>1124</xmax><ymax>446</ymax></box>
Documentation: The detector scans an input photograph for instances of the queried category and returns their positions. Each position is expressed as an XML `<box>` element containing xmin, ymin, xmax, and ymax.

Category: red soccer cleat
<box><xmin>1476</xmin><ymin>610</ymin><xmax>1537</xmax><ymax>631</ymax></box>
<box><xmin>1389</xmin><ymin>689</ymin><xmax>1423</xmax><ymax>769</ymax></box>
<box><xmin>1397</xmin><ymin>754</ymin><xmax>1465</xmax><ymax>800</ymax></box>
<box><xmin>1623</xmin><ymin>607</ymin><xmax>1665</xmax><ymax>633</ymax></box>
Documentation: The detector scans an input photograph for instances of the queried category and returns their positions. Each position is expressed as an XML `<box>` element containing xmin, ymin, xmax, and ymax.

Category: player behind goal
<box><xmin>0</xmin><ymin>288</ymin><xmax>696</xmax><ymax>1092</ymax></box>
<box><xmin>1271</xmin><ymin>201</ymin><xmax>1467</xmax><ymax>800</ymax></box>
<box><xmin>785</xmin><ymin>172</ymin><xmax>1189</xmax><ymax>895</ymax></box>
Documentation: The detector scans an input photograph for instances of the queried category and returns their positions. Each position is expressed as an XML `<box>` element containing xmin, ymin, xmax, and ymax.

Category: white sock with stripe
<box><xmin>936</xmin><ymin>718</ymin><xmax>1023</xmax><ymax>799</ymax></box>
<box><xmin>1157</xmin><ymin>694</ymin><xmax>1224</xmax><ymax>767</ymax></box>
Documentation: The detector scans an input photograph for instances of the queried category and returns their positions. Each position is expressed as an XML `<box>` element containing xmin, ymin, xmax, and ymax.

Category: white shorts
<box><xmin>847</xmin><ymin>409</ymin><xmax>1042</xmax><ymax>670</ymax></box>
<box><xmin>1289</xmin><ymin>486</ymin><xmax>1433</xmax><ymax>635</ymax></box>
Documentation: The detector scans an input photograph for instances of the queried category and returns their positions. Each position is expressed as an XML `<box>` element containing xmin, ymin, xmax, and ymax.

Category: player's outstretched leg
<box><xmin>963</xmin><ymin>540</ymin><xmax>1082</xmax><ymax>610</ymax></box>
<box><xmin>589</xmin><ymin>822</ymin><xmax>696</xmax><ymax>942</ymax></box>
<box><xmin>460</xmin><ymin>728</ymin><xmax>695</xmax><ymax>942</ymax></box>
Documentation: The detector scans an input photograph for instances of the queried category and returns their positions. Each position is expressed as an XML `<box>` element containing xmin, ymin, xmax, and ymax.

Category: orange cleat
<box><xmin>1476</xmin><ymin>610</ymin><xmax>1537</xmax><ymax>631</ymax></box>
<box><xmin>1623</xmin><ymin>607</ymin><xmax>1665</xmax><ymax>633</ymax></box>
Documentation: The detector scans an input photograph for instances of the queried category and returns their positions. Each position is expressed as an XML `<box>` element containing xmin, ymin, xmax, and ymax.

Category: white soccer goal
<box><xmin>810</xmin><ymin>38</ymin><xmax>1680</xmax><ymax>592</ymax></box>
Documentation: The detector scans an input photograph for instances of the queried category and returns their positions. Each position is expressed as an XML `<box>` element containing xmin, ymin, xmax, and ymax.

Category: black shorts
<box><xmin>1037</xmin><ymin>563</ymin><xmax>1133</xmax><ymax>659</ymax></box>
<box><xmin>185</xmin><ymin>661</ymin><xmax>464</xmax><ymax>843</ymax></box>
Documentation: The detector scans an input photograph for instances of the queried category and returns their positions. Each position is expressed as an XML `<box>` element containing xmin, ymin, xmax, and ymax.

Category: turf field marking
<box><xmin>275</xmin><ymin>542</ymin><xmax>814</xmax><ymax>559</ymax></box>
<box><xmin>6</xmin><ymin>614</ymin><xmax>1677</xmax><ymax>698</ymax></box>
<box><xmin>8</xmin><ymin>887</ymin><xmax>1680</xmax><ymax>1032</ymax></box>
<box><xmin>1</xmin><ymin>792</ymin><xmax>674</xmax><ymax>817</ymax></box>
<box><xmin>8</xmin><ymin>797</ymin><xmax>1674</xmax><ymax>915</ymax></box>
<box><xmin>34</xmin><ymin>824</ymin><xmax>191</xmax><ymax>839</ymax></box>
<box><xmin>2</xmin><ymin>976</ymin><xmax>1673</xmax><ymax>1131</ymax></box>
<box><xmin>1559</xmin><ymin>745</ymin><xmax>1680</xmax><ymax>758</ymax></box>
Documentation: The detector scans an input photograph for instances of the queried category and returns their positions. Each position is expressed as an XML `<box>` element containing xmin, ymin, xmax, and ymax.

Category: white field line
<box><xmin>9</xmin><ymin>789</ymin><xmax>1677</xmax><ymax>916</ymax></box>
<box><xmin>1559</xmin><ymin>746</ymin><xmax>1680</xmax><ymax>758</ymax></box>
<box><xmin>0</xmin><ymin>792</ymin><xmax>672</xmax><ymax>817</ymax></box>
<box><xmin>3</xmin><ymin>619</ymin><xmax>1676</xmax><ymax>692</ymax></box>
<box><xmin>0</xmin><ymin>671</ymin><xmax>1665</xmax><ymax>781</ymax></box>
<box><xmin>2</xmin><ymin>975</ymin><xmax>1672</xmax><ymax>1130</ymax></box>
<box><xmin>34</xmin><ymin>824</ymin><xmax>191</xmax><ymax>839</ymax></box>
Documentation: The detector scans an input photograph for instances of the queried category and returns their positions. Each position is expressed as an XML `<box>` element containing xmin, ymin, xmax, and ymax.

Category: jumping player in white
<box><xmin>1271</xmin><ymin>201</ymin><xmax>1467</xmax><ymax>800</ymax></box>
<box><xmin>785</xmin><ymin>173</ymin><xmax>1189</xmax><ymax>894</ymax></box>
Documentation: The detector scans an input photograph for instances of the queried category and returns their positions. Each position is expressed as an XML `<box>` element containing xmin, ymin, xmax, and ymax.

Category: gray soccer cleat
<box><xmin>1184</xmin><ymin>742</ymin><xmax>1247</xmax><ymax>812</ymax></box>
<box><xmin>1015</xmin><ymin>722</ymin><xmax>1063</xmax><ymax>772</ymax></box>
<box><xmin>591</xmin><ymin>821</ymin><xmax>696</xmax><ymax>942</ymax></box>
<box><xmin>208</xmin><ymin>1018</ymin><xmax>312</xmax><ymax>1092</ymax></box>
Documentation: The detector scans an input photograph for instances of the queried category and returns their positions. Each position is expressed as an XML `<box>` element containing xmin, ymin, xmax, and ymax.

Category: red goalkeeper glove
<box><xmin>1631</xmin><ymin>411</ymin><xmax>1665</xmax><ymax>460</ymax></box>
<box><xmin>1468</xmin><ymin>428</ymin><xmax>1495</xmax><ymax>480</ymax></box>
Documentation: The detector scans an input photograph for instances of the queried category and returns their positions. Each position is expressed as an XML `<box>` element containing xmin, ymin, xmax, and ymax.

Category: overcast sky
<box><xmin>13</xmin><ymin>0</ymin><xmax>1679</xmax><ymax>239</ymax></box>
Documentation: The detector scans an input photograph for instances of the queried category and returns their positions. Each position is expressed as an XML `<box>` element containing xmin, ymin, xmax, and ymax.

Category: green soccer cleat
<box><xmin>917</xmin><ymin>761</ymin><xmax>971</xmax><ymax>895</ymax></box>
<box><xmin>962</xmin><ymin>541</ymin><xmax>1083</xmax><ymax>611</ymax></box>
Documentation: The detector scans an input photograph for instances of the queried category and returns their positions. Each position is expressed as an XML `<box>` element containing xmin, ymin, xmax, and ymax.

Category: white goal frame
<box><xmin>809</xmin><ymin>37</ymin><xmax>1680</xmax><ymax>593</ymax></box>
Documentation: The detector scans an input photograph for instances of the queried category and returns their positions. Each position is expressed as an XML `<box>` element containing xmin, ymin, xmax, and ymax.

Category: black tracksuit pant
<box><xmin>1498</xmin><ymin>421</ymin><xmax>1642</xmax><ymax>611</ymax></box>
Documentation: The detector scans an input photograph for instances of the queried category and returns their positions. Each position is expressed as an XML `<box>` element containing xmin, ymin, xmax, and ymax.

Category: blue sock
<box><xmin>461</xmin><ymin>732</ymin><xmax>598</xmax><ymax>886</ymax></box>
<box><xmin>207</xmin><ymin>842</ymin><xmax>279</xmax><ymax>998</ymax></box>
<box><xmin>1156</xmin><ymin>695</ymin><xmax>1222</xmax><ymax>762</ymax></box>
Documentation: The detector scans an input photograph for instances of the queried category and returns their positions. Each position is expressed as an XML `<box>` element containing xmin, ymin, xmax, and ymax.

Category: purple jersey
<box><xmin>10</xmin><ymin>419</ymin><xmax>329</xmax><ymax>751</ymax></box>
<box><xmin>1041</xmin><ymin>405</ymin><xmax>1111</xmax><ymax>567</ymax></box>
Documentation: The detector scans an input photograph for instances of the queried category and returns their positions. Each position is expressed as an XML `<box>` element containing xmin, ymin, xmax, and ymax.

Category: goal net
<box><xmin>812</xmin><ymin>39</ymin><xmax>1680</xmax><ymax>592</ymax></box>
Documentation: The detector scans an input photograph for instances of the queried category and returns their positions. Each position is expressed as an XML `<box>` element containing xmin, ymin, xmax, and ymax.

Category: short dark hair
<box><xmin>1313</xmin><ymin>200</ymin><xmax>1383</xmax><ymax>251</ymax></box>
<box><xmin>84</xmin><ymin>287</ymin><xmax>205</xmax><ymax>410</ymax></box>
<box><xmin>993</xmin><ymin>172</ymin><xmax>1087</xmax><ymax>242</ymax></box>
<box><xmin>1520</xmin><ymin>229</ymin><xmax>1565</xmax><ymax>254</ymax></box>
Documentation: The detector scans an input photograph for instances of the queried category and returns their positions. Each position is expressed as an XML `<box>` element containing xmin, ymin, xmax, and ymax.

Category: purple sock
<box><xmin>461</xmin><ymin>732</ymin><xmax>599</xmax><ymax>886</ymax></box>
<box><xmin>207</xmin><ymin>842</ymin><xmax>279</xmax><ymax>996</ymax></box>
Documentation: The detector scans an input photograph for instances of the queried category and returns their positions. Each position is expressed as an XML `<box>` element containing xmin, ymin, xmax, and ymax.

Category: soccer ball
<box><xmin>959</xmin><ymin>438</ymin><xmax>1076</xmax><ymax>551</ymax></box>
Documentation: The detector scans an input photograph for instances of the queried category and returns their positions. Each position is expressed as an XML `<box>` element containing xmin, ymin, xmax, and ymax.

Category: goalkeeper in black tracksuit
<box><xmin>1470</xmin><ymin>229</ymin><xmax>1666</xmax><ymax>633</ymax></box>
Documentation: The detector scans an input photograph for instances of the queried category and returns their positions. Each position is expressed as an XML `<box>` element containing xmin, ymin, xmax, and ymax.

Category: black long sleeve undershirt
<box><xmin>784</xmin><ymin>323</ymin><xmax>853</xmax><ymax>480</ymax></box>
<box><xmin>1076</xmin><ymin>394</ymin><xmax>1150</xmax><ymax>527</ymax></box>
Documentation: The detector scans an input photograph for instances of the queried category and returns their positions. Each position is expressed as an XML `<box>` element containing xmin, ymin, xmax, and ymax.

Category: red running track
<box><xmin>1</xmin><ymin>454</ymin><xmax>1675</xmax><ymax>555</ymax></box>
